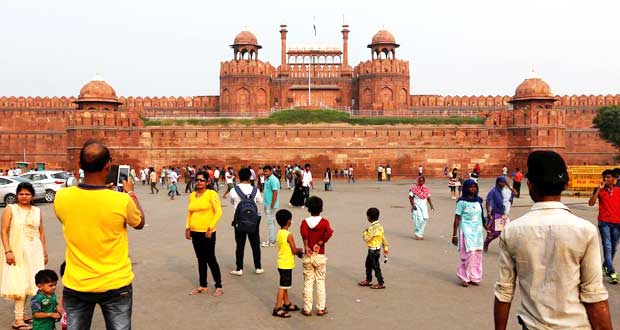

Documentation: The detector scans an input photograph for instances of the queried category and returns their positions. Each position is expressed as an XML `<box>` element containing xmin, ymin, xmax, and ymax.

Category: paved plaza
<box><xmin>1</xmin><ymin>178</ymin><xmax>618</xmax><ymax>329</ymax></box>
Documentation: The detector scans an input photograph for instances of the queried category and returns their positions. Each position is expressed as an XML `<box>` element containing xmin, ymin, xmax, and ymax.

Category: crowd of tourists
<box><xmin>0</xmin><ymin>141</ymin><xmax>618</xmax><ymax>329</ymax></box>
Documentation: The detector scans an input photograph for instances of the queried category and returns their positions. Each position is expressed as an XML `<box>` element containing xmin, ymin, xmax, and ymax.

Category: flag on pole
<box><xmin>313</xmin><ymin>16</ymin><xmax>316</xmax><ymax>36</ymax></box>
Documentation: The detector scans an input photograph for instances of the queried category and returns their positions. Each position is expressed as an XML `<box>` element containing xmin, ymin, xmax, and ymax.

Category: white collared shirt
<box><xmin>495</xmin><ymin>201</ymin><xmax>608</xmax><ymax>330</ymax></box>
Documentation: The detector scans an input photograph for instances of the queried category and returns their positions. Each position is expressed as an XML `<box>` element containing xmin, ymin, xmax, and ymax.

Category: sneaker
<box><xmin>230</xmin><ymin>269</ymin><xmax>243</xmax><ymax>276</ymax></box>
<box><xmin>610</xmin><ymin>273</ymin><xmax>619</xmax><ymax>285</ymax></box>
<box><xmin>255</xmin><ymin>268</ymin><xmax>264</xmax><ymax>274</ymax></box>
<box><xmin>269</xmin><ymin>241</ymin><xmax>276</xmax><ymax>247</ymax></box>
<box><xmin>261</xmin><ymin>241</ymin><xmax>271</xmax><ymax>247</ymax></box>
<box><xmin>603</xmin><ymin>267</ymin><xmax>610</xmax><ymax>277</ymax></box>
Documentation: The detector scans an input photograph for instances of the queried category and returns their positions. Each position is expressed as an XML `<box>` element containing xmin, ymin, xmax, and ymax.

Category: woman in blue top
<box><xmin>451</xmin><ymin>179</ymin><xmax>488</xmax><ymax>287</ymax></box>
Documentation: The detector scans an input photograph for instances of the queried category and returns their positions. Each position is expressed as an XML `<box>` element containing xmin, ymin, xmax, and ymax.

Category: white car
<box><xmin>20</xmin><ymin>170</ymin><xmax>77</xmax><ymax>202</ymax></box>
<box><xmin>0</xmin><ymin>176</ymin><xmax>46</xmax><ymax>205</ymax></box>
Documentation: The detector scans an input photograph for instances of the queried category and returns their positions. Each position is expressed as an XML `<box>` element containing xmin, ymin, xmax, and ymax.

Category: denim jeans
<box><xmin>264</xmin><ymin>206</ymin><xmax>277</xmax><ymax>243</ymax></box>
<box><xmin>64</xmin><ymin>284</ymin><xmax>133</xmax><ymax>330</ymax></box>
<box><xmin>598</xmin><ymin>221</ymin><xmax>620</xmax><ymax>274</ymax></box>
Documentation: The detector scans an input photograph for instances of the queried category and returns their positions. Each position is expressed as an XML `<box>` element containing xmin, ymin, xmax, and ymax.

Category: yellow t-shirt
<box><xmin>54</xmin><ymin>186</ymin><xmax>142</xmax><ymax>292</ymax></box>
<box><xmin>276</xmin><ymin>229</ymin><xmax>294</xmax><ymax>269</ymax></box>
<box><xmin>186</xmin><ymin>190</ymin><xmax>222</xmax><ymax>232</ymax></box>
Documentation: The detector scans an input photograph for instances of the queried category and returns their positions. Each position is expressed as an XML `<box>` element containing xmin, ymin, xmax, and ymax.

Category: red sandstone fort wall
<box><xmin>1</xmin><ymin>105</ymin><xmax>618</xmax><ymax>174</ymax></box>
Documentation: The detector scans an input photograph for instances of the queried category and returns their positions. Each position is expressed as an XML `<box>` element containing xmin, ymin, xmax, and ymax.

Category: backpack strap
<box><xmin>249</xmin><ymin>186</ymin><xmax>257</xmax><ymax>200</ymax></box>
<box><xmin>234</xmin><ymin>186</ymin><xmax>248</xmax><ymax>200</ymax></box>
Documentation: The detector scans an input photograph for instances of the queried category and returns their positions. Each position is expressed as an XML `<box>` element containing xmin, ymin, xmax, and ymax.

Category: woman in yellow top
<box><xmin>185</xmin><ymin>171</ymin><xmax>223</xmax><ymax>296</ymax></box>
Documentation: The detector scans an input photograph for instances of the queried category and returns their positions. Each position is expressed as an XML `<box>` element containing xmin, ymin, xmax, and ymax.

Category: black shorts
<box><xmin>278</xmin><ymin>268</ymin><xmax>292</xmax><ymax>289</ymax></box>
<box><xmin>449</xmin><ymin>186</ymin><xmax>456</xmax><ymax>192</ymax></box>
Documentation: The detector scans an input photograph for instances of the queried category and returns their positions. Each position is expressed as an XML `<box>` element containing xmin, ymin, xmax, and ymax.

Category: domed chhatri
<box><xmin>233</xmin><ymin>30</ymin><xmax>261</xmax><ymax>48</ymax></box>
<box><xmin>511</xmin><ymin>73</ymin><xmax>557</xmax><ymax>102</ymax></box>
<box><xmin>76</xmin><ymin>74</ymin><xmax>122</xmax><ymax>104</ymax></box>
<box><xmin>371</xmin><ymin>29</ymin><xmax>397</xmax><ymax>45</ymax></box>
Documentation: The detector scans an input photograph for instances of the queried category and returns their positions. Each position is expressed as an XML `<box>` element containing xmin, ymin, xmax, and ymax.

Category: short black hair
<box><xmin>526</xmin><ymin>151</ymin><xmax>568</xmax><ymax>196</ymax></box>
<box><xmin>79</xmin><ymin>139</ymin><xmax>111</xmax><ymax>173</ymax></box>
<box><xmin>35</xmin><ymin>269</ymin><xmax>58</xmax><ymax>285</ymax></box>
<box><xmin>366</xmin><ymin>207</ymin><xmax>380</xmax><ymax>221</ymax></box>
<box><xmin>238</xmin><ymin>168</ymin><xmax>251</xmax><ymax>181</ymax></box>
<box><xmin>306</xmin><ymin>196</ymin><xmax>323</xmax><ymax>214</ymax></box>
<box><xmin>195</xmin><ymin>170</ymin><xmax>208</xmax><ymax>180</ymax></box>
<box><xmin>613</xmin><ymin>168</ymin><xmax>620</xmax><ymax>178</ymax></box>
<box><xmin>602</xmin><ymin>169</ymin><xmax>614</xmax><ymax>177</ymax></box>
<box><xmin>16</xmin><ymin>182</ymin><xmax>35</xmax><ymax>197</ymax></box>
<box><xmin>276</xmin><ymin>209</ymin><xmax>292</xmax><ymax>227</ymax></box>
<box><xmin>263</xmin><ymin>165</ymin><xmax>272</xmax><ymax>171</ymax></box>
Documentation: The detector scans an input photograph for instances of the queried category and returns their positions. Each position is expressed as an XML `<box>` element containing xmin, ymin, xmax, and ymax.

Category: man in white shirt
<box><xmin>377</xmin><ymin>165</ymin><xmax>383</xmax><ymax>181</ymax></box>
<box><xmin>418</xmin><ymin>164</ymin><xmax>423</xmax><ymax>177</ymax></box>
<box><xmin>169</xmin><ymin>169</ymin><xmax>180</xmax><ymax>196</ymax></box>
<box><xmin>348</xmin><ymin>165</ymin><xmax>355</xmax><ymax>183</ymax></box>
<box><xmin>14</xmin><ymin>167</ymin><xmax>21</xmax><ymax>176</ymax></box>
<box><xmin>494</xmin><ymin>151</ymin><xmax>611</xmax><ymax>330</ymax></box>
<box><xmin>213</xmin><ymin>167</ymin><xmax>221</xmax><ymax>191</ymax></box>
<box><xmin>249</xmin><ymin>166</ymin><xmax>257</xmax><ymax>187</ymax></box>
<box><xmin>228</xmin><ymin>168</ymin><xmax>263</xmax><ymax>276</ymax></box>
<box><xmin>8</xmin><ymin>168</ymin><xmax>14</xmax><ymax>176</ymax></box>
<box><xmin>302</xmin><ymin>163</ymin><xmax>313</xmax><ymax>207</ymax></box>
<box><xmin>223</xmin><ymin>167</ymin><xmax>235</xmax><ymax>199</ymax></box>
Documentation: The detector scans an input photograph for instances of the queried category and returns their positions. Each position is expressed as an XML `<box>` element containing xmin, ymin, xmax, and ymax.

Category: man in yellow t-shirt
<box><xmin>54</xmin><ymin>140</ymin><xmax>145</xmax><ymax>330</ymax></box>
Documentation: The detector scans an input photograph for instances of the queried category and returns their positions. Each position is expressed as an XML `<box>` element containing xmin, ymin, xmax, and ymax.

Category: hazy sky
<box><xmin>1</xmin><ymin>0</ymin><xmax>619</xmax><ymax>97</ymax></box>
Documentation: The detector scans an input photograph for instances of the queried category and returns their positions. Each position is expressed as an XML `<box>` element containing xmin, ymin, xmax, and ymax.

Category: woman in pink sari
<box><xmin>451</xmin><ymin>179</ymin><xmax>488</xmax><ymax>287</ymax></box>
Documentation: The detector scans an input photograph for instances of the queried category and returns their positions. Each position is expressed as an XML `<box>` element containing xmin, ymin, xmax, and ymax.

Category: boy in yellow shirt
<box><xmin>358</xmin><ymin>207</ymin><xmax>389</xmax><ymax>289</ymax></box>
<box><xmin>273</xmin><ymin>209</ymin><xmax>304</xmax><ymax>318</ymax></box>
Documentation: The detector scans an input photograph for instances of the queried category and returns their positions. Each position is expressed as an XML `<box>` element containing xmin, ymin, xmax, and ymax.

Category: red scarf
<box><xmin>410</xmin><ymin>183</ymin><xmax>430</xmax><ymax>199</ymax></box>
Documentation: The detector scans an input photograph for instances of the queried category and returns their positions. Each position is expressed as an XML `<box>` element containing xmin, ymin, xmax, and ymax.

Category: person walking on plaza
<box><xmin>300</xmin><ymin>196</ymin><xmax>333</xmax><ymax>316</ymax></box>
<box><xmin>213</xmin><ymin>166</ymin><xmax>220</xmax><ymax>191</ymax></box>
<box><xmin>358</xmin><ymin>207</ymin><xmax>388</xmax><ymax>289</ymax></box>
<box><xmin>323</xmin><ymin>168</ymin><xmax>332</xmax><ymax>191</ymax></box>
<box><xmin>588</xmin><ymin>169</ymin><xmax>620</xmax><ymax>284</ymax></box>
<box><xmin>185</xmin><ymin>170</ymin><xmax>224</xmax><ymax>296</ymax></box>
<box><xmin>418</xmin><ymin>164</ymin><xmax>423</xmax><ymax>177</ymax></box>
<box><xmin>409</xmin><ymin>176</ymin><xmax>435</xmax><ymax>240</ymax></box>
<box><xmin>150</xmin><ymin>166</ymin><xmax>159</xmax><ymax>194</ymax></box>
<box><xmin>223</xmin><ymin>167</ymin><xmax>235</xmax><ymax>199</ymax></box>
<box><xmin>289</xmin><ymin>170</ymin><xmax>305</xmax><ymax>208</ymax></box>
<box><xmin>501</xmin><ymin>164</ymin><xmax>508</xmax><ymax>177</ymax></box>
<box><xmin>348</xmin><ymin>165</ymin><xmax>355</xmax><ymax>183</ymax></box>
<box><xmin>451</xmin><ymin>179</ymin><xmax>487</xmax><ymax>287</ymax></box>
<box><xmin>484</xmin><ymin>176</ymin><xmax>516</xmax><ymax>252</ymax></box>
<box><xmin>184</xmin><ymin>165</ymin><xmax>195</xmax><ymax>193</ymax></box>
<box><xmin>249</xmin><ymin>166</ymin><xmax>257</xmax><ymax>187</ymax></box>
<box><xmin>140</xmin><ymin>168</ymin><xmax>147</xmax><ymax>185</ymax></box>
<box><xmin>377</xmin><ymin>164</ymin><xmax>383</xmax><ymax>182</ymax></box>
<box><xmin>511</xmin><ymin>168</ymin><xmax>524</xmax><ymax>198</ymax></box>
<box><xmin>54</xmin><ymin>140</ymin><xmax>145</xmax><ymax>330</ymax></box>
<box><xmin>448</xmin><ymin>168</ymin><xmax>460</xmax><ymax>200</ymax></box>
<box><xmin>229</xmin><ymin>168</ymin><xmax>263</xmax><ymax>276</ymax></box>
<box><xmin>385</xmin><ymin>165</ymin><xmax>392</xmax><ymax>181</ymax></box>
<box><xmin>261</xmin><ymin>166</ymin><xmax>280</xmax><ymax>247</ymax></box>
<box><xmin>494</xmin><ymin>151</ymin><xmax>612</xmax><ymax>330</ymax></box>
<box><xmin>1</xmin><ymin>182</ymin><xmax>47</xmax><ymax>330</ymax></box>
<box><xmin>302</xmin><ymin>164</ymin><xmax>313</xmax><ymax>206</ymax></box>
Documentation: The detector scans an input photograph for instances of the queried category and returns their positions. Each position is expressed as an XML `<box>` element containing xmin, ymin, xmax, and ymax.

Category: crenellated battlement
<box><xmin>409</xmin><ymin>94</ymin><xmax>620</xmax><ymax>108</ymax></box>
<box><xmin>220</xmin><ymin>60</ymin><xmax>276</xmax><ymax>77</ymax></box>
<box><xmin>354</xmin><ymin>59</ymin><xmax>410</xmax><ymax>77</ymax></box>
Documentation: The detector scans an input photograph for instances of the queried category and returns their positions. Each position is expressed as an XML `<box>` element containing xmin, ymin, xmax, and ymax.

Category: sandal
<box><xmin>301</xmin><ymin>309</ymin><xmax>312</xmax><ymax>316</ymax></box>
<box><xmin>272</xmin><ymin>308</ymin><xmax>291</xmax><ymax>318</ymax></box>
<box><xmin>283</xmin><ymin>303</ymin><xmax>300</xmax><ymax>312</ymax></box>
<box><xmin>12</xmin><ymin>324</ymin><xmax>31</xmax><ymax>330</ymax></box>
<box><xmin>23</xmin><ymin>319</ymin><xmax>33</xmax><ymax>324</ymax></box>
<box><xmin>212</xmin><ymin>288</ymin><xmax>224</xmax><ymax>297</ymax></box>
<box><xmin>189</xmin><ymin>287</ymin><xmax>208</xmax><ymax>295</ymax></box>
<box><xmin>316</xmin><ymin>309</ymin><xmax>328</xmax><ymax>316</ymax></box>
<box><xmin>357</xmin><ymin>280</ymin><xmax>371</xmax><ymax>287</ymax></box>
<box><xmin>370</xmin><ymin>283</ymin><xmax>386</xmax><ymax>289</ymax></box>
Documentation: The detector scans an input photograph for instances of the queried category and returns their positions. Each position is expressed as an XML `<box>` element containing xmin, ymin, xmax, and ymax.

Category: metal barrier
<box><xmin>567</xmin><ymin>166</ymin><xmax>614</xmax><ymax>192</ymax></box>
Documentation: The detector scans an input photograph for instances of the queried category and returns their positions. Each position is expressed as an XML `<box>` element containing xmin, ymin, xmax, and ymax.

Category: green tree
<box><xmin>593</xmin><ymin>106</ymin><xmax>620</xmax><ymax>148</ymax></box>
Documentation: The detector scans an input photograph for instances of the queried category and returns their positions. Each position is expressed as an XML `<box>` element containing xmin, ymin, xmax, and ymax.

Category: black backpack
<box><xmin>233</xmin><ymin>186</ymin><xmax>260</xmax><ymax>233</ymax></box>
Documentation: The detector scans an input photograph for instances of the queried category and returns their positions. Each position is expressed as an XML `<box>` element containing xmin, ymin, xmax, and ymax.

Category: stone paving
<box><xmin>1</xmin><ymin>178</ymin><xmax>618</xmax><ymax>330</ymax></box>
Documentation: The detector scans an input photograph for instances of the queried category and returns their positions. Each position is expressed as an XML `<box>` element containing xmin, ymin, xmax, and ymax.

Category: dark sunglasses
<box><xmin>196</xmin><ymin>178</ymin><xmax>207</xmax><ymax>182</ymax></box>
